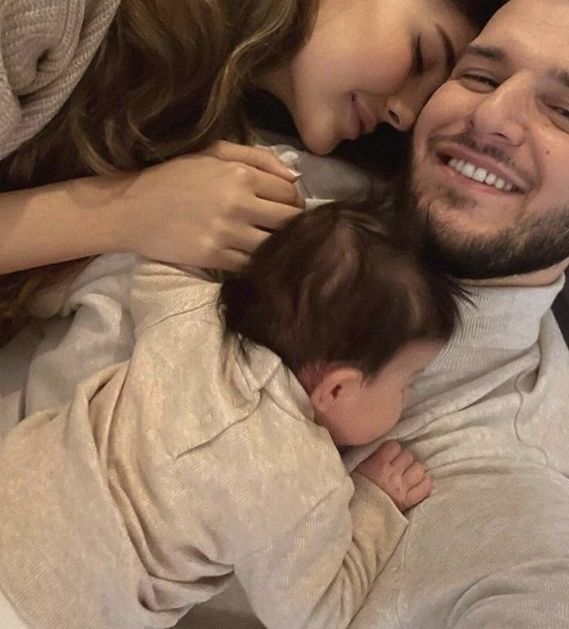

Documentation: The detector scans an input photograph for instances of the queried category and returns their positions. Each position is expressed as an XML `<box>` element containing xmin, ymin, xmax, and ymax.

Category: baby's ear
<box><xmin>310</xmin><ymin>366</ymin><xmax>364</xmax><ymax>416</ymax></box>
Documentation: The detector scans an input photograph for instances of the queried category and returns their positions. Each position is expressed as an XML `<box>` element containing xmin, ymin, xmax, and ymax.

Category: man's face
<box><xmin>412</xmin><ymin>0</ymin><xmax>569</xmax><ymax>279</ymax></box>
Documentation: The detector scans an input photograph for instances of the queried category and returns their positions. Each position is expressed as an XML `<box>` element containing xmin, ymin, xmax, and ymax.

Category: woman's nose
<box><xmin>384</xmin><ymin>96</ymin><xmax>417</xmax><ymax>132</ymax></box>
<box><xmin>384</xmin><ymin>79</ymin><xmax>435</xmax><ymax>132</ymax></box>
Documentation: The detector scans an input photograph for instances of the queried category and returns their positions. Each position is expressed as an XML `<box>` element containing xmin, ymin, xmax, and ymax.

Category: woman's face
<box><xmin>261</xmin><ymin>0</ymin><xmax>477</xmax><ymax>154</ymax></box>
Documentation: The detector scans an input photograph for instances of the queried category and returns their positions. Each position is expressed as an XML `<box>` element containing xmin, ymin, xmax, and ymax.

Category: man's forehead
<box><xmin>473</xmin><ymin>0</ymin><xmax>569</xmax><ymax>63</ymax></box>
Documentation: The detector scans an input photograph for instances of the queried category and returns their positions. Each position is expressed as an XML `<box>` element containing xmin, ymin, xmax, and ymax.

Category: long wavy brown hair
<box><xmin>0</xmin><ymin>0</ymin><xmax>318</xmax><ymax>341</ymax></box>
<box><xmin>0</xmin><ymin>0</ymin><xmax>507</xmax><ymax>342</ymax></box>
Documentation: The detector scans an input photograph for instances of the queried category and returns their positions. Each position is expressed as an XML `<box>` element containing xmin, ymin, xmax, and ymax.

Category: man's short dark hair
<box><xmin>220</xmin><ymin>199</ymin><xmax>464</xmax><ymax>378</ymax></box>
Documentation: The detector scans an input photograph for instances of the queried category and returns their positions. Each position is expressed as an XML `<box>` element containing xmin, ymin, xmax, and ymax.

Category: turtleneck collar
<box><xmin>433</xmin><ymin>273</ymin><xmax>565</xmax><ymax>370</ymax></box>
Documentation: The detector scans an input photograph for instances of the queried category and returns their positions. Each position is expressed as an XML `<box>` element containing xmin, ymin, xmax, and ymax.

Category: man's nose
<box><xmin>468</xmin><ymin>75</ymin><xmax>531</xmax><ymax>146</ymax></box>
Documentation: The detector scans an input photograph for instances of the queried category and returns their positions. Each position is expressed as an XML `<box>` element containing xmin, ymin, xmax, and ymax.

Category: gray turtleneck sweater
<box><xmin>343</xmin><ymin>276</ymin><xmax>569</xmax><ymax>628</ymax></box>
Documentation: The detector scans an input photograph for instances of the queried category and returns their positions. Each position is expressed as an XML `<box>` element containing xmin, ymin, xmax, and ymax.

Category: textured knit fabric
<box><xmin>1</xmin><ymin>139</ymin><xmax>568</xmax><ymax>627</ymax></box>
<box><xmin>342</xmin><ymin>275</ymin><xmax>569</xmax><ymax>628</ymax></box>
<box><xmin>553</xmin><ymin>272</ymin><xmax>569</xmax><ymax>343</ymax></box>
<box><xmin>0</xmin><ymin>0</ymin><xmax>120</xmax><ymax>159</ymax></box>
<box><xmin>0</xmin><ymin>586</ymin><xmax>26</xmax><ymax>628</ymax></box>
<box><xmin>0</xmin><ymin>261</ymin><xmax>408</xmax><ymax>629</ymax></box>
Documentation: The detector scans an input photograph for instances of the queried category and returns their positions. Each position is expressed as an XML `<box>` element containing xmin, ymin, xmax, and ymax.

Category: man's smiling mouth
<box><xmin>428</xmin><ymin>138</ymin><xmax>534</xmax><ymax>196</ymax></box>
<box><xmin>434</xmin><ymin>150</ymin><xmax>530</xmax><ymax>196</ymax></box>
<box><xmin>447</xmin><ymin>157</ymin><xmax>516</xmax><ymax>192</ymax></box>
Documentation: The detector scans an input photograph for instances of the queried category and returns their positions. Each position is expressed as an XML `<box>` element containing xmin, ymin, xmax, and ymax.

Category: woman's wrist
<box><xmin>79</xmin><ymin>172</ymin><xmax>138</xmax><ymax>255</ymax></box>
<box><xmin>0</xmin><ymin>173</ymin><xmax>136</xmax><ymax>274</ymax></box>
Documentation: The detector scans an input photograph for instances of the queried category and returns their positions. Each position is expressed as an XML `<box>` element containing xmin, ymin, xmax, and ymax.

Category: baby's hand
<box><xmin>356</xmin><ymin>440</ymin><xmax>432</xmax><ymax>512</ymax></box>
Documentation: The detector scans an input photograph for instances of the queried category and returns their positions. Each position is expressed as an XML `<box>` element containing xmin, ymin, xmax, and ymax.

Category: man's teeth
<box><xmin>448</xmin><ymin>158</ymin><xmax>514</xmax><ymax>192</ymax></box>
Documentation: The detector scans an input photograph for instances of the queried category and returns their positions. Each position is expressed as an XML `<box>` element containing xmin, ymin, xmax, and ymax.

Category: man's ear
<box><xmin>310</xmin><ymin>366</ymin><xmax>364</xmax><ymax>416</ymax></box>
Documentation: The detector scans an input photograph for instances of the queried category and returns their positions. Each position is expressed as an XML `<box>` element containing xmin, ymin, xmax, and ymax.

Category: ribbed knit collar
<box><xmin>434</xmin><ymin>273</ymin><xmax>565</xmax><ymax>365</ymax></box>
<box><xmin>343</xmin><ymin>273</ymin><xmax>566</xmax><ymax>471</ymax></box>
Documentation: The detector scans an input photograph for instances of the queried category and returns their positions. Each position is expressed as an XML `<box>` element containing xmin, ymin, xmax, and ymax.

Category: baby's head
<box><xmin>220</xmin><ymin>199</ymin><xmax>464</xmax><ymax>446</ymax></box>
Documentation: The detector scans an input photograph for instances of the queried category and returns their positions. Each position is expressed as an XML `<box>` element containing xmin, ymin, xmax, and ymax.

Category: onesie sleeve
<box><xmin>129</xmin><ymin>260</ymin><xmax>220</xmax><ymax>335</ymax></box>
<box><xmin>235</xmin><ymin>472</ymin><xmax>408</xmax><ymax>629</ymax></box>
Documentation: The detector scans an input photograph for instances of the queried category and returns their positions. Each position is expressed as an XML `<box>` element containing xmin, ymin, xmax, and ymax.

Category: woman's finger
<box><xmin>226</xmin><ymin>225</ymin><xmax>272</xmax><ymax>254</ymax></box>
<box><xmin>251</xmin><ymin>170</ymin><xmax>305</xmax><ymax>208</ymax></box>
<box><xmin>206</xmin><ymin>140</ymin><xmax>300</xmax><ymax>182</ymax></box>
<box><xmin>214</xmin><ymin>248</ymin><xmax>251</xmax><ymax>272</ymax></box>
<box><xmin>244</xmin><ymin>199</ymin><xmax>303</xmax><ymax>231</ymax></box>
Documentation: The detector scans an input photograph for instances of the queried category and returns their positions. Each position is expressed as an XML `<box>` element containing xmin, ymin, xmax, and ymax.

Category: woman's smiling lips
<box><xmin>350</xmin><ymin>94</ymin><xmax>378</xmax><ymax>139</ymax></box>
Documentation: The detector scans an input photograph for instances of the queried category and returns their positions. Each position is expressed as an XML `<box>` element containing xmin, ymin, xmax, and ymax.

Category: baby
<box><xmin>0</xmin><ymin>200</ymin><xmax>463</xmax><ymax>629</ymax></box>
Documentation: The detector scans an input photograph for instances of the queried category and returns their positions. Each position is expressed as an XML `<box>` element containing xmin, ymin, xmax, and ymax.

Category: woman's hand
<box><xmin>115</xmin><ymin>141</ymin><xmax>304</xmax><ymax>271</ymax></box>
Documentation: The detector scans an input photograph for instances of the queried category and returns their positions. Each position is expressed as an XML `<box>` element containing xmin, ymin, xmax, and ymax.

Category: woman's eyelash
<box><xmin>414</xmin><ymin>36</ymin><xmax>425</xmax><ymax>75</ymax></box>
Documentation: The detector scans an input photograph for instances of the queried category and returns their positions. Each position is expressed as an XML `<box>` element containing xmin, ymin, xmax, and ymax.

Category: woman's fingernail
<box><xmin>287</xmin><ymin>168</ymin><xmax>302</xmax><ymax>178</ymax></box>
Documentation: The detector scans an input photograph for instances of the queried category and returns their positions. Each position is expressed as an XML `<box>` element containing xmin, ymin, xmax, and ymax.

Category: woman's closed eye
<box><xmin>413</xmin><ymin>35</ymin><xmax>426</xmax><ymax>75</ymax></box>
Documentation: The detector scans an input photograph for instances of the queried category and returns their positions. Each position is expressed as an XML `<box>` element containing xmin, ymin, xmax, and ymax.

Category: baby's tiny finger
<box><xmin>391</xmin><ymin>449</ymin><xmax>415</xmax><ymax>475</ymax></box>
<box><xmin>405</xmin><ymin>476</ymin><xmax>433</xmax><ymax>508</ymax></box>
<box><xmin>374</xmin><ymin>440</ymin><xmax>402</xmax><ymax>465</ymax></box>
<box><xmin>402</xmin><ymin>461</ymin><xmax>426</xmax><ymax>487</ymax></box>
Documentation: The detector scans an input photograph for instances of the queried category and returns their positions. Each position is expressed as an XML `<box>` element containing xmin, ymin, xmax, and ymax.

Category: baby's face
<box><xmin>322</xmin><ymin>340</ymin><xmax>443</xmax><ymax>446</ymax></box>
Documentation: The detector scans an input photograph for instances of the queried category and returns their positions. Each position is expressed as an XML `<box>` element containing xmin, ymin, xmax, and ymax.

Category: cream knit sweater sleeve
<box><xmin>0</xmin><ymin>0</ymin><xmax>119</xmax><ymax>160</ymax></box>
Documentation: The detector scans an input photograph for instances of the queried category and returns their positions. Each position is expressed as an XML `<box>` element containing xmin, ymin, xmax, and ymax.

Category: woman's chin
<box><xmin>299</xmin><ymin>127</ymin><xmax>337</xmax><ymax>155</ymax></box>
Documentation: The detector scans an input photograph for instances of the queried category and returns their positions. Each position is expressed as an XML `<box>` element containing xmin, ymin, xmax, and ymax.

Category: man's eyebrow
<box><xmin>436</xmin><ymin>25</ymin><xmax>456</xmax><ymax>76</ymax></box>
<box><xmin>461</xmin><ymin>45</ymin><xmax>506</xmax><ymax>62</ymax></box>
<box><xmin>550</xmin><ymin>68</ymin><xmax>569</xmax><ymax>90</ymax></box>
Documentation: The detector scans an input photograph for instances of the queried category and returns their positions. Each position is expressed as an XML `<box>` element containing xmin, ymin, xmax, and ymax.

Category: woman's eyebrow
<box><xmin>436</xmin><ymin>25</ymin><xmax>457</xmax><ymax>76</ymax></box>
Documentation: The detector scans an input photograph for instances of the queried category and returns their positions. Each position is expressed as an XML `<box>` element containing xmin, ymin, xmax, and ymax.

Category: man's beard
<box><xmin>410</xmin><ymin>130</ymin><xmax>569</xmax><ymax>279</ymax></box>
<box><xmin>415</xmin><ymin>189</ymin><xmax>569</xmax><ymax>280</ymax></box>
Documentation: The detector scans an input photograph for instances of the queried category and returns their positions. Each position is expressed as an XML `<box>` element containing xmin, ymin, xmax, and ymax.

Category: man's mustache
<box><xmin>426</xmin><ymin>132</ymin><xmax>534</xmax><ymax>186</ymax></box>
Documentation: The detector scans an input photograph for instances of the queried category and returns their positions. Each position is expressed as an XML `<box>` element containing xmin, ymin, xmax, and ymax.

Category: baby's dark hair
<box><xmin>219</xmin><ymin>198</ymin><xmax>464</xmax><ymax>378</ymax></box>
